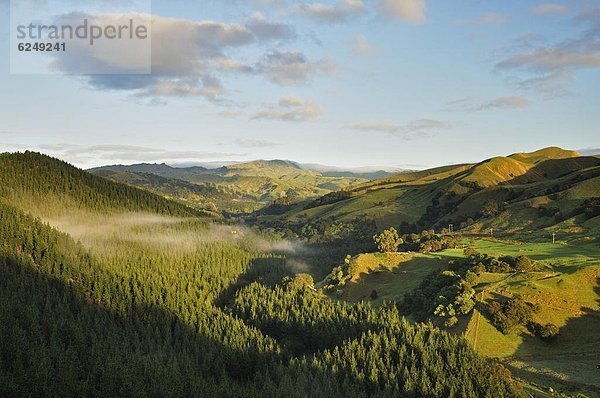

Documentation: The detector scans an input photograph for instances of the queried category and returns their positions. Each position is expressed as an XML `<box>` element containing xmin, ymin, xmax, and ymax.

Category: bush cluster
<box><xmin>402</xmin><ymin>268</ymin><xmax>476</xmax><ymax>328</ymax></box>
<box><xmin>487</xmin><ymin>297</ymin><xmax>559</xmax><ymax>342</ymax></box>
<box><xmin>462</xmin><ymin>250</ymin><xmax>536</xmax><ymax>273</ymax></box>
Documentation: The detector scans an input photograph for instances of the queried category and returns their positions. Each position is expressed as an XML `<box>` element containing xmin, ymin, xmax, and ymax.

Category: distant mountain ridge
<box><xmin>91</xmin><ymin>159</ymin><xmax>402</xmax><ymax>178</ymax></box>
<box><xmin>89</xmin><ymin>159</ymin><xmax>368</xmax><ymax>213</ymax></box>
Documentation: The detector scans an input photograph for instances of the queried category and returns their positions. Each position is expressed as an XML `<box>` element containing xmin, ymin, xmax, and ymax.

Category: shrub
<box><xmin>488</xmin><ymin>297</ymin><xmax>538</xmax><ymax>334</ymax></box>
<box><xmin>464</xmin><ymin>247</ymin><xmax>478</xmax><ymax>258</ymax></box>
<box><xmin>537</xmin><ymin>206</ymin><xmax>559</xmax><ymax>218</ymax></box>
<box><xmin>481</xmin><ymin>200</ymin><xmax>501</xmax><ymax>218</ymax></box>
<box><xmin>285</xmin><ymin>273</ymin><xmax>315</xmax><ymax>291</ymax></box>
<box><xmin>530</xmin><ymin>322</ymin><xmax>560</xmax><ymax>342</ymax></box>
<box><xmin>514</xmin><ymin>256</ymin><xmax>534</xmax><ymax>272</ymax></box>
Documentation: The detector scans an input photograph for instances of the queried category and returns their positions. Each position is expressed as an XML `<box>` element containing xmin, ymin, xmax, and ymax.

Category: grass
<box><xmin>329</xmin><ymin>239</ymin><xmax>600</xmax><ymax>395</ymax></box>
<box><xmin>464</xmin><ymin>307</ymin><xmax>524</xmax><ymax>358</ymax></box>
<box><xmin>290</xmin><ymin>185</ymin><xmax>438</xmax><ymax>229</ymax></box>
<box><xmin>270</xmin><ymin>150</ymin><xmax>600</xmax><ymax>247</ymax></box>
<box><xmin>458</xmin><ymin>239</ymin><xmax>600</xmax><ymax>396</ymax></box>
<box><xmin>460</xmin><ymin>157</ymin><xmax>533</xmax><ymax>187</ymax></box>
<box><xmin>332</xmin><ymin>252</ymin><xmax>446</xmax><ymax>305</ymax></box>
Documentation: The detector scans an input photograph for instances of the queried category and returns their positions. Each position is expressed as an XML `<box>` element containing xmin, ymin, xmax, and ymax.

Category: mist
<box><xmin>46</xmin><ymin>211</ymin><xmax>311</xmax><ymax>272</ymax></box>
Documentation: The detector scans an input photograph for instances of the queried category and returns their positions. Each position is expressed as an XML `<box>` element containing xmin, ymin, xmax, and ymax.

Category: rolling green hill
<box><xmin>0</xmin><ymin>151</ymin><xmax>523</xmax><ymax>397</ymax></box>
<box><xmin>91</xmin><ymin>168</ymin><xmax>257</xmax><ymax>213</ymax></box>
<box><xmin>90</xmin><ymin>159</ymin><xmax>367</xmax><ymax>213</ymax></box>
<box><xmin>508</xmin><ymin>147</ymin><xmax>581</xmax><ymax>164</ymax></box>
<box><xmin>254</xmin><ymin>147</ymin><xmax>600</xmax><ymax>244</ymax></box>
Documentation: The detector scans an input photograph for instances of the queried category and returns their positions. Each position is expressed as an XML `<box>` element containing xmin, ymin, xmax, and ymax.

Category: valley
<box><xmin>1</xmin><ymin>147</ymin><xmax>599</xmax><ymax>397</ymax></box>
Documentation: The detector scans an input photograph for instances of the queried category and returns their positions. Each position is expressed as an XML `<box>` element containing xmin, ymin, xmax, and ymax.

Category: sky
<box><xmin>0</xmin><ymin>0</ymin><xmax>599</xmax><ymax>170</ymax></box>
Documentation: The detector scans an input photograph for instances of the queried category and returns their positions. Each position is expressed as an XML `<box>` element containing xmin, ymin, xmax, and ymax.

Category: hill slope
<box><xmin>91</xmin><ymin>168</ymin><xmax>257</xmax><ymax>213</ymax></box>
<box><xmin>509</xmin><ymin>147</ymin><xmax>580</xmax><ymax>164</ymax></box>
<box><xmin>253</xmin><ymin>147</ymin><xmax>600</xmax><ymax>243</ymax></box>
<box><xmin>90</xmin><ymin>160</ymin><xmax>367</xmax><ymax>212</ymax></box>
<box><xmin>0</xmin><ymin>151</ymin><xmax>201</xmax><ymax>218</ymax></box>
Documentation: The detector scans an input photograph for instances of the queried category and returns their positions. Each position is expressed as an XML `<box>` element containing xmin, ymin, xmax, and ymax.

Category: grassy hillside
<box><xmin>90</xmin><ymin>160</ymin><xmax>367</xmax><ymax>213</ymax></box>
<box><xmin>324</xmin><ymin>238</ymin><xmax>599</xmax><ymax>396</ymax></box>
<box><xmin>322</xmin><ymin>252</ymin><xmax>447</xmax><ymax>305</ymax></box>
<box><xmin>459</xmin><ymin>157</ymin><xmax>533</xmax><ymax>188</ymax></box>
<box><xmin>460</xmin><ymin>240</ymin><xmax>599</xmax><ymax>396</ymax></box>
<box><xmin>508</xmin><ymin>147</ymin><xmax>581</xmax><ymax>164</ymax></box>
<box><xmin>254</xmin><ymin>147</ymin><xmax>600</xmax><ymax>245</ymax></box>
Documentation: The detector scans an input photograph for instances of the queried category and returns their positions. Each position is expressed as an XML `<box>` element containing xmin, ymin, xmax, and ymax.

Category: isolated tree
<box><xmin>285</xmin><ymin>273</ymin><xmax>315</xmax><ymax>291</ymax></box>
<box><xmin>472</xmin><ymin>263</ymin><xmax>486</xmax><ymax>276</ymax></box>
<box><xmin>373</xmin><ymin>227</ymin><xmax>403</xmax><ymax>253</ymax></box>
<box><xmin>514</xmin><ymin>256</ymin><xmax>534</xmax><ymax>272</ymax></box>
<box><xmin>464</xmin><ymin>270</ymin><xmax>479</xmax><ymax>287</ymax></box>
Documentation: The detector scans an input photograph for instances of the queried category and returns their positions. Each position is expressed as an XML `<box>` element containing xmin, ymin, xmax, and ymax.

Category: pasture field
<box><xmin>329</xmin><ymin>238</ymin><xmax>600</xmax><ymax>395</ymax></box>
<box><xmin>461</xmin><ymin>239</ymin><xmax>600</xmax><ymax>396</ymax></box>
<box><xmin>332</xmin><ymin>252</ymin><xmax>446</xmax><ymax>304</ymax></box>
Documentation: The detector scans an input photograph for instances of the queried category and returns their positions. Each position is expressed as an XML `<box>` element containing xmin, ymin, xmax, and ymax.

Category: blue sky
<box><xmin>0</xmin><ymin>0</ymin><xmax>599</xmax><ymax>169</ymax></box>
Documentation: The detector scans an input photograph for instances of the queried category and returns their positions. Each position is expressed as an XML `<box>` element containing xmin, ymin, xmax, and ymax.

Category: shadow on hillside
<box><xmin>0</xmin><ymin>253</ymin><xmax>292</xmax><ymax>397</ymax></box>
<box><xmin>213</xmin><ymin>250</ymin><xmax>397</xmax><ymax>355</ymax></box>
<box><xmin>506</xmin><ymin>277</ymin><xmax>600</xmax><ymax>395</ymax></box>
<box><xmin>215</xmin><ymin>256</ymin><xmax>292</xmax><ymax>307</ymax></box>
<box><xmin>299</xmin><ymin>240</ymin><xmax>374</xmax><ymax>278</ymax></box>
<box><xmin>506</xmin><ymin>157</ymin><xmax>600</xmax><ymax>187</ymax></box>
<box><xmin>339</xmin><ymin>255</ymin><xmax>444</xmax><ymax>304</ymax></box>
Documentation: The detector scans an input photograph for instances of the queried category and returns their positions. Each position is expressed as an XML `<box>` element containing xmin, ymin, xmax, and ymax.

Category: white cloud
<box><xmin>49</xmin><ymin>13</ymin><xmax>307</xmax><ymax>102</ymax></box>
<box><xmin>446</xmin><ymin>96</ymin><xmax>530</xmax><ymax>111</ymax></box>
<box><xmin>377</xmin><ymin>0</ymin><xmax>426</xmax><ymax>24</ymax></box>
<box><xmin>498</xmin><ymin>47</ymin><xmax>600</xmax><ymax>71</ymax></box>
<box><xmin>530</xmin><ymin>3</ymin><xmax>569</xmax><ymax>15</ymax></box>
<box><xmin>578</xmin><ymin>147</ymin><xmax>600</xmax><ymax>156</ymax></box>
<box><xmin>507</xmin><ymin>71</ymin><xmax>572</xmax><ymax>99</ymax></box>
<box><xmin>257</xmin><ymin>50</ymin><xmax>339</xmax><ymax>85</ymax></box>
<box><xmin>244</xmin><ymin>12</ymin><xmax>296</xmax><ymax>42</ymax></box>
<box><xmin>218</xmin><ymin>110</ymin><xmax>245</xmax><ymax>118</ymax></box>
<box><xmin>347</xmin><ymin>119</ymin><xmax>450</xmax><ymax>136</ymax></box>
<box><xmin>496</xmin><ymin>9</ymin><xmax>600</xmax><ymax>97</ymax></box>
<box><xmin>253</xmin><ymin>97</ymin><xmax>324</xmax><ymax>122</ymax></box>
<box><xmin>291</xmin><ymin>0</ymin><xmax>365</xmax><ymax>23</ymax></box>
<box><xmin>135</xmin><ymin>76</ymin><xmax>226</xmax><ymax>101</ymax></box>
<box><xmin>33</xmin><ymin>143</ymin><xmax>245</xmax><ymax>165</ymax></box>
